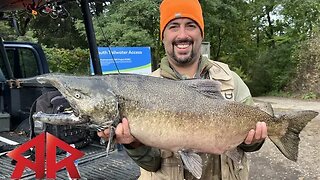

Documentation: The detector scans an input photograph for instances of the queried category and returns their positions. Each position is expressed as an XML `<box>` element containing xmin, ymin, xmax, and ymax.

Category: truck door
<box><xmin>5</xmin><ymin>45</ymin><xmax>39</xmax><ymax>78</ymax></box>
<box><xmin>0</xmin><ymin>41</ymin><xmax>52</xmax><ymax>130</ymax></box>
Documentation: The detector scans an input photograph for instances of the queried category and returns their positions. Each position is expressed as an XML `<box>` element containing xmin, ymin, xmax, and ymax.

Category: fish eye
<box><xmin>74</xmin><ymin>93</ymin><xmax>81</xmax><ymax>99</ymax></box>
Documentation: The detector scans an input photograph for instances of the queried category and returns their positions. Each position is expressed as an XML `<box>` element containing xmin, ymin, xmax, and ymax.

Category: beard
<box><xmin>168</xmin><ymin>39</ymin><xmax>195</xmax><ymax>65</ymax></box>
<box><xmin>171</xmin><ymin>49</ymin><xmax>195</xmax><ymax>64</ymax></box>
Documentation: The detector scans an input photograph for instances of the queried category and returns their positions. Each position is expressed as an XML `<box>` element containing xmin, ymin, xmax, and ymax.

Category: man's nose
<box><xmin>176</xmin><ymin>28</ymin><xmax>189</xmax><ymax>39</ymax></box>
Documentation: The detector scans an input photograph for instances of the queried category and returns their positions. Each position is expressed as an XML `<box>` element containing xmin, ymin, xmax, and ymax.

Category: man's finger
<box><xmin>104</xmin><ymin>128</ymin><xmax>110</xmax><ymax>134</ymax></box>
<box><xmin>115</xmin><ymin>123</ymin><xmax>124</xmax><ymax>137</ymax></box>
<box><xmin>97</xmin><ymin>131</ymin><xmax>105</xmax><ymax>138</ymax></box>
<box><xmin>122</xmin><ymin>118</ymin><xmax>131</xmax><ymax>136</ymax></box>
<box><xmin>261</xmin><ymin>122</ymin><xmax>267</xmax><ymax>139</ymax></box>
<box><xmin>254</xmin><ymin>122</ymin><xmax>262</xmax><ymax>140</ymax></box>
<box><xmin>244</xmin><ymin>129</ymin><xmax>255</xmax><ymax>144</ymax></box>
<box><xmin>97</xmin><ymin>128</ymin><xmax>109</xmax><ymax>138</ymax></box>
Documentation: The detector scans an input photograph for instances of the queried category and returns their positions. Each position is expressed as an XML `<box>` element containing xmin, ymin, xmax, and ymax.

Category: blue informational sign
<box><xmin>90</xmin><ymin>47</ymin><xmax>152</xmax><ymax>75</ymax></box>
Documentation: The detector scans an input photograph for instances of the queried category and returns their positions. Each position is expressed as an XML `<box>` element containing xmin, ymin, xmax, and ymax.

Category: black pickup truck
<box><xmin>0</xmin><ymin>41</ymin><xmax>50</xmax><ymax>131</ymax></box>
<box><xmin>0</xmin><ymin>0</ymin><xmax>140</xmax><ymax>180</ymax></box>
<box><xmin>0</xmin><ymin>1</ymin><xmax>140</xmax><ymax>179</ymax></box>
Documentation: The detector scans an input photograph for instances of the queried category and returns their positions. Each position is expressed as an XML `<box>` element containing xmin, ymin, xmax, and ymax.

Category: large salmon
<box><xmin>31</xmin><ymin>73</ymin><xmax>318</xmax><ymax>179</ymax></box>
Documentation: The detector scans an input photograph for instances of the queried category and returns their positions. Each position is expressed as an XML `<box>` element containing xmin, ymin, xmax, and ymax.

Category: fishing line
<box><xmin>95</xmin><ymin>8</ymin><xmax>120</xmax><ymax>74</ymax></box>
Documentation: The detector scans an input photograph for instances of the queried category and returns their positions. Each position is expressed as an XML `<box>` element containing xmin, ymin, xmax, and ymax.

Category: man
<box><xmin>98</xmin><ymin>0</ymin><xmax>267</xmax><ymax>179</ymax></box>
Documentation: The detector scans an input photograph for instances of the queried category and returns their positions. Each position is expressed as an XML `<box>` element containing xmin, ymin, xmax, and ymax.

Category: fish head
<box><xmin>36</xmin><ymin>74</ymin><xmax>119</xmax><ymax>126</ymax></box>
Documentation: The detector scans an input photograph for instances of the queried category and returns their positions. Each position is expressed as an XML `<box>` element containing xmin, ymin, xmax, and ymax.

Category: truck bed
<box><xmin>0</xmin><ymin>132</ymin><xmax>140</xmax><ymax>179</ymax></box>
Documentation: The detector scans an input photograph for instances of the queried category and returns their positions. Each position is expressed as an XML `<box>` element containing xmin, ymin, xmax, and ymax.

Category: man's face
<box><xmin>162</xmin><ymin>18</ymin><xmax>203</xmax><ymax>66</ymax></box>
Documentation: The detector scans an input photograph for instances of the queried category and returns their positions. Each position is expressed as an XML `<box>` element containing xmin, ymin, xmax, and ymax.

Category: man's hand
<box><xmin>97</xmin><ymin>118</ymin><xmax>142</xmax><ymax>148</ymax></box>
<box><xmin>244</xmin><ymin>122</ymin><xmax>267</xmax><ymax>145</ymax></box>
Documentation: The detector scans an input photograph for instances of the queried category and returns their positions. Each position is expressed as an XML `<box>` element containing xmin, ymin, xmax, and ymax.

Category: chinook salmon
<box><xmin>32</xmin><ymin>73</ymin><xmax>318</xmax><ymax>179</ymax></box>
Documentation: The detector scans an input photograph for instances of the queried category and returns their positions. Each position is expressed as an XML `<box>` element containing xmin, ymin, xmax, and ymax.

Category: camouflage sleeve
<box><xmin>231</xmin><ymin>71</ymin><xmax>265</xmax><ymax>152</ymax></box>
<box><xmin>124</xmin><ymin>145</ymin><xmax>161</xmax><ymax>172</ymax></box>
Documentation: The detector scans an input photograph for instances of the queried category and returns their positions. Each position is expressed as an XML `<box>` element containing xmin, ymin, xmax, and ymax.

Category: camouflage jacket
<box><xmin>125</xmin><ymin>56</ymin><xmax>263</xmax><ymax>180</ymax></box>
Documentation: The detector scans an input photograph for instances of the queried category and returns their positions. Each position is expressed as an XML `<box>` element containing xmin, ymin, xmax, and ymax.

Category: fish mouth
<box><xmin>34</xmin><ymin>74</ymin><xmax>110</xmax><ymax>130</ymax></box>
<box><xmin>34</xmin><ymin>75</ymin><xmax>92</xmax><ymax>126</ymax></box>
<box><xmin>50</xmin><ymin>94</ymin><xmax>93</xmax><ymax>125</ymax></box>
<box><xmin>32</xmin><ymin>110</ymin><xmax>90</xmax><ymax>126</ymax></box>
<box><xmin>32</xmin><ymin>105</ymin><xmax>101</xmax><ymax>130</ymax></box>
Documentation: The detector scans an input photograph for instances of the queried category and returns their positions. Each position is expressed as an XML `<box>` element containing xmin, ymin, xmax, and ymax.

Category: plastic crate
<box><xmin>0</xmin><ymin>113</ymin><xmax>10</xmax><ymax>132</ymax></box>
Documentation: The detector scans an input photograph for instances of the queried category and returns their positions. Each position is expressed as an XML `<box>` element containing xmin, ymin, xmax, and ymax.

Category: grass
<box><xmin>265</xmin><ymin>90</ymin><xmax>319</xmax><ymax>100</ymax></box>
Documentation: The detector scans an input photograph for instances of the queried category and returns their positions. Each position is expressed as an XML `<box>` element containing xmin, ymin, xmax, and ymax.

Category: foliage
<box><xmin>0</xmin><ymin>21</ymin><xmax>18</xmax><ymax>40</ymax></box>
<box><xmin>281</xmin><ymin>0</ymin><xmax>320</xmax><ymax>40</ymax></box>
<box><xmin>44</xmin><ymin>47</ymin><xmax>90</xmax><ymax>75</ymax></box>
<box><xmin>0</xmin><ymin>20</ymin><xmax>36</xmax><ymax>42</ymax></box>
<box><xmin>199</xmin><ymin>0</ymin><xmax>320</xmax><ymax>96</ymax></box>
<box><xmin>247</xmin><ymin>42</ymin><xmax>297</xmax><ymax>96</ymax></box>
<box><xmin>76</xmin><ymin>0</ymin><xmax>161</xmax><ymax>46</ymax></box>
<box><xmin>30</xmin><ymin>1</ymin><xmax>87</xmax><ymax>49</ymax></box>
<box><xmin>289</xmin><ymin>35</ymin><xmax>320</xmax><ymax>95</ymax></box>
<box><xmin>75</xmin><ymin>0</ymin><xmax>163</xmax><ymax>69</ymax></box>
<box><xmin>302</xmin><ymin>92</ymin><xmax>318</xmax><ymax>100</ymax></box>
<box><xmin>1</xmin><ymin>0</ymin><xmax>320</xmax><ymax>97</ymax></box>
<box><xmin>201</xmin><ymin>0</ymin><xmax>255</xmax><ymax>61</ymax></box>
<box><xmin>266</xmin><ymin>90</ymin><xmax>292</xmax><ymax>97</ymax></box>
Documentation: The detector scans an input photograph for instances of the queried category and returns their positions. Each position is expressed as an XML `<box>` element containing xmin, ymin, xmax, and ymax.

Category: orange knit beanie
<box><xmin>160</xmin><ymin>0</ymin><xmax>204</xmax><ymax>40</ymax></box>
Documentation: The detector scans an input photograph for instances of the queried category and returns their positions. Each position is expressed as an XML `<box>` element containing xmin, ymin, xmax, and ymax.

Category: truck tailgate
<box><xmin>0</xmin><ymin>132</ymin><xmax>140</xmax><ymax>179</ymax></box>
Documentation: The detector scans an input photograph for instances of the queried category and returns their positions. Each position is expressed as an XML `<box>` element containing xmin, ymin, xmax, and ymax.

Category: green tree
<box><xmin>200</xmin><ymin>0</ymin><xmax>261</xmax><ymax>83</ymax></box>
<box><xmin>281</xmin><ymin>0</ymin><xmax>320</xmax><ymax>40</ymax></box>
<box><xmin>0</xmin><ymin>16</ymin><xmax>37</xmax><ymax>42</ymax></box>
<box><xmin>30</xmin><ymin>1</ymin><xmax>87</xmax><ymax>49</ymax></box>
<box><xmin>76</xmin><ymin>0</ymin><xmax>162</xmax><ymax>69</ymax></box>
<box><xmin>0</xmin><ymin>20</ymin><xmax>19</xmax><ymax>40</ymax></box>
<box><xmin>44</xmin><ymin>47</ymin><xmax>90</xmax><ymax>75</ymax></box>
<box><xmin>289</xmin><ymin>34</ymin><xmax>320</xmax><ymax>97</ymax></box>
<box><xmin>1</xmin><ymin>0</ymin><xmax>319</xmax><ymax>96</ymax></box>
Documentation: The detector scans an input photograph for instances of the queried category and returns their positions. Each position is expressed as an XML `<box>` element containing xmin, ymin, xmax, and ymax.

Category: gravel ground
<box><xmin>248</xmin><ymin>96</ymin><xmax>320</xmax><ymax>180</ymax></box>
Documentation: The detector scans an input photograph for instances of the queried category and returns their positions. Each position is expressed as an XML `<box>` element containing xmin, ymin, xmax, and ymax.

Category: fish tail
<box><xmin>269</xmin><ymin>110</ymin><xmax>318</xmax><ymax>161</ymax></box>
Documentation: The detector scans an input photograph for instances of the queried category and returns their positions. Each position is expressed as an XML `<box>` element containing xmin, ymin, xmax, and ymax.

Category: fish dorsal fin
<box><xmin>254</xmin><ymin>102</ymin><xmax>275</xmax><ymax>116</ymax></box>
<box><xmin>180</xmin><ymin>79</ymin><xmax>224</xmax><ymax>99</ymax></box>
<box><xmin>178</xmin><ymin>150</ymin><xmax>203</xmax><ymax>179</ymax></box>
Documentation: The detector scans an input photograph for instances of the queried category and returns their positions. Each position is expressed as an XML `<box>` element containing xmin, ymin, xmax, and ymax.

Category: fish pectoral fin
<box><xmin>179</xmin><ymin>79</ymin><xmax>224</xmax><ymax>99</ymax></box>
<box><xmin>178</xmin><ymin>150</ymin><xmax>202</xmax><ymax>179</ymax></box>
<box><xmin>225</xmin><ymin>148</ymin><xmax>244</xmax><ymax>170</ymax></box>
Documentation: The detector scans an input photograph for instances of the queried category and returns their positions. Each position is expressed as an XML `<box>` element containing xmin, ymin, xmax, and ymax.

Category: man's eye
<box><xmin>169</xmin><ymin>25</ymin><xmax>179</xmax><ymax>30</ymax></box>
<box><xmin>186</xmin><ymin>24</ymin><xmax>197</xmax><ymax>29</ymax></box>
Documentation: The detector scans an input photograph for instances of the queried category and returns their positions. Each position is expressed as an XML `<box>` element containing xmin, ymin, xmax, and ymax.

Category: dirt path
<box><xmin>248</xmin><ymin>96</ymin><xmax>320</xmax><ymax>180</ymax></box>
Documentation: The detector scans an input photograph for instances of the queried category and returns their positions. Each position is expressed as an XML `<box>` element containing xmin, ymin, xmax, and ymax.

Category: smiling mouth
<box><xmin>175</xmin><ymin>43</ymin><xmax>191</xmax><ymax>49</ymax></box>
<box><xmin>173</xmin><ymin>39</ymin><xmax>193</xmax><ymax>52</ymax></box>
